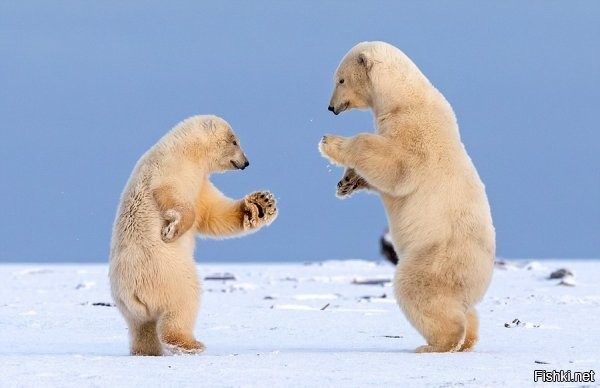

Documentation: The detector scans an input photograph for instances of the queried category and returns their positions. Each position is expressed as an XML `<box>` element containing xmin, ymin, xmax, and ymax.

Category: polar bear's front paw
<box><xmin>318</xmin><ymin>135</ymin><xmax>346</xmax><ymax>166</ymax></box>
<box><xmin>161</xmin><ymin>209</ymin><xmax>182</xmax><ymax>243</ymax></box>
<box><xmin>243</xmin><ymin>191</ymin><xmax>278</xmax><ymax>231</ymax></box>
<box><xmin>337</xmin><ymin>168</ymin><xmax>370</xmax><ymax>198</ymax></box>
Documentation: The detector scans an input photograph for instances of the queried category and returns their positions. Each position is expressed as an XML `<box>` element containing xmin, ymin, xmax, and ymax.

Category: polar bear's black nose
<box><xmin>328</xmin><ymin>105</ymin><xmax>335</xmax><ymax>112</ymax></box>
<box><xmin>243</xmin><ymin>160</ymin><xmax>250</xmax><ymax>169</ymax></box>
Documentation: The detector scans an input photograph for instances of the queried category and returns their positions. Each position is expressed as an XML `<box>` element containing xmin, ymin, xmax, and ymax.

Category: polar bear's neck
<box><xmin>370</xmin><ymin>73</ymin><xmax>458</xmax><ymax>138</ymax></box>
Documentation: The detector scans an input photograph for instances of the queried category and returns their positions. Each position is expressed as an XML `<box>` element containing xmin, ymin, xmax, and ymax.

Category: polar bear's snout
<box><xmin>231</xmin><ymin>156</ymin><xmax>250</xmax><ymax>170</ymax></box>
<box><xmin>327</xmin><ymin>104</ymin><xmax>343</xmax><ymax>115</ymax></box>
<box><xmin>328</xmin><ymin>101</ymin><xmax>349</xmax><ymax>115</ymax></box>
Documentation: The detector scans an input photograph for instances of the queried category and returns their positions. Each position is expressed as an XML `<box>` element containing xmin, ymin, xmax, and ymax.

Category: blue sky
<box><xmin>1</xmin><ymin>1</ymin><xmax>598</xmax><ymax>262</ymax></box>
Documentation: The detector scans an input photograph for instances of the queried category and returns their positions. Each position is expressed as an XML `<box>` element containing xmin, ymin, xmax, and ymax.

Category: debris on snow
<box><xmin>504</xmin><ymin>318</ymin><xmax>541</xmax><ymax>329</ymax></box>
<box><xmin>558</xmin><ymin>276</ymin><xmax>576</xmax><ymax>287</ymax></box>
<box><xmin>204</xmin><ymin>273</ymin><xmax>237</xmax><ymax>281</ymax></box>
<box><xmin>549</xmin><ymin>268</ymin><xmax>575</xmax><ymax>279</ymax></box>
<box><xmin>352</xmin><ymin>278</ymin><xmax>392</xmax><ymax>286</ymax></box>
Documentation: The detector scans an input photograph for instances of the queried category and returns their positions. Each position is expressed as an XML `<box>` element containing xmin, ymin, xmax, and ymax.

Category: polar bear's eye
<box><xmin>232</xmin><ymin>141</ymin><xmax>238</xmax><ymax>146</ymax></box>
<box><xmin>339</xmin><ymin>79</ymin><xmax>345</xmax><ymax>84</ymax></box>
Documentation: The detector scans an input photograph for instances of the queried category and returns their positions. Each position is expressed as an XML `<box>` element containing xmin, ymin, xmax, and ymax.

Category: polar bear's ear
<box><xmin>357</xmin><ymin>52</ymin><xmax>373</xmax><ymax>72</ymax></box>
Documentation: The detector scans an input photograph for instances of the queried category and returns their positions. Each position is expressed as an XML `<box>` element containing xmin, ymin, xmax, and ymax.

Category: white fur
<box><xmin>321</xmin><ymin>41</ymin><xmax>496</xmax><ymax>352</ymax></box>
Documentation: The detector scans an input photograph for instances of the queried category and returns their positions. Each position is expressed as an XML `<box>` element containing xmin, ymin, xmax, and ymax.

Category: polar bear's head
<box><xmin>203</xmin><ymin>116</ymin><xmax>250</xmax><ymax>172</ymax></box>
<box><xmin>328</xmin><ymin>41</ymin><xmax>426</xmax><ymax>115</ymax></box>
<box><xmin>327</xmin><ymin>43</ymin><xmax>374</xmax><ymax>115</ymax></box>
<box><xmin>176</xmin><ymin>115</ymin><xmax>249</xmax><ymax>173</ymax></box>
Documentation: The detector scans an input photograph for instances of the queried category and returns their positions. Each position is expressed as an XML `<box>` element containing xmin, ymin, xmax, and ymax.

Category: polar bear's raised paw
<box><xmin>161</xmin><ymin>209</ymin><xmax>182</xmax><ymax>243</ymax></box>
<box><xmin>337</xmin><ymin>168</ymin><xmax>370</xmax><ymax>198</ymax></box>
<box><xmin>318</xmin><ymin>135</ymin><xmax>347</xmax><ymax>166</ymax></box>
<box><xmin>243</xmin><ymin>191</ymin><xmax>278</xmax><ymax>230</ymax></box>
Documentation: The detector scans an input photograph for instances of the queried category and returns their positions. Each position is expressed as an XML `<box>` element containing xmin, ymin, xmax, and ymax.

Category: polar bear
<box><xmin>109</xmin><ymin>115</ymin><xmax>278</xmax><ymax>356</ymax></box>
<box><xmin>319</xmin><ymin>41</ymin><xmax>495</xmax><ymax>353</ymax></box>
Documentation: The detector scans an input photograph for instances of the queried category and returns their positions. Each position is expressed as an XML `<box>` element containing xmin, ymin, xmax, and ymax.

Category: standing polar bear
<box><xmin>110</xmin><ymin>115</ymin><xmax>278</xmax><ymax>356</ymax></box>
<box><xmin>319</xmin><ymin>41</ymin><xmax>495</xmax><ymax>353</ymax></box>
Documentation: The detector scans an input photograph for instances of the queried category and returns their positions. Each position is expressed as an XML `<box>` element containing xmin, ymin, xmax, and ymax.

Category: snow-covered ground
<box><xmin>1</xmin><ymin>260</ymin><xmax>598</xmax><ymax>387</ymax></box>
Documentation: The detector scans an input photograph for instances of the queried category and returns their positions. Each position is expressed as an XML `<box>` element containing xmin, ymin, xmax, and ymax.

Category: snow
<box><xmin>1</xmin><ymin>260</ymin><xmax>598</xmax><ymax>387</ymax></box>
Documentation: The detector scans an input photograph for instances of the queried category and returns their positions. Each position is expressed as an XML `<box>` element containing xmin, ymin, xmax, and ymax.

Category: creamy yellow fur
<box><xmin>320</xmin><ymin>41</ymin><xmax>495</xmax><ymax>353</ymax></box>
<box><xmin>109</xmin><ymin>115</ymin><xmax>277</xmax><ymax>356</ymax></box>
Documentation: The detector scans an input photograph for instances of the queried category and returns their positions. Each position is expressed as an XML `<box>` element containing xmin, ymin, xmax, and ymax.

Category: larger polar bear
<box><xmin>110</xmin><ymin>115</ymin><xmax>277</xmax><ymax>356</ymax></box>
<box><xmin>319</xmin><ymin>41</ymin><xmax>495</xmax><ymax>353</ymax></box>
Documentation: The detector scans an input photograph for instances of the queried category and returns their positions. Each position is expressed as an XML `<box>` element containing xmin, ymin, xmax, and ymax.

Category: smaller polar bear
<box><xmin>319</xmin><ymin>42</ymin><xmax>495</xmax><ymax>352</ymax></box>
<box><xmin>109</xmin><ymin>115</ymin><xmax>277</xmax><ymax>356</ymax></box>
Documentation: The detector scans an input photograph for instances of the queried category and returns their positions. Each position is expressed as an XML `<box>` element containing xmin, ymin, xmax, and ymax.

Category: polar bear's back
<box><xmin>111</xmin><ymin>155</ymin><xmax>163</xmax><ymax>250</ymax></box>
